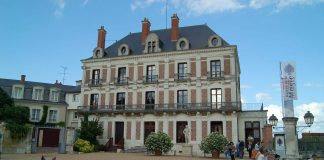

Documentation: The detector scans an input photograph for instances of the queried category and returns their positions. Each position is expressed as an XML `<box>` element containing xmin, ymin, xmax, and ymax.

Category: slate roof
<box><xmin>0</xmin><ymin>78</ymin><xmax>80</xmax><ymax>103</ymax></box>
<box><xmin>86</xmin><ymin>24</ymin><xmax>230</xmax><ymax>60</ymax></box>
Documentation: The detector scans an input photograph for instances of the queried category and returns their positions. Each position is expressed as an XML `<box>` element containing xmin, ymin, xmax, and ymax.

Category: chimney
<box><xmin>141</xmin><ymin>18</ymin><xmax>150</xmax><ymax>44</ymax></box>
<box><xmin>171</xmin><ymin>14</ymin><xmax>179</xmax><ymax>41</ymax></box>
<box><xmin>20</xmin><ymin>75</ymin><xmax>26</xmax><ymax>83</ymax></box>
<box><xmin>97</xmin><ymin>26</ymin><xmax>106</xmax><ymax>49</ymax></box>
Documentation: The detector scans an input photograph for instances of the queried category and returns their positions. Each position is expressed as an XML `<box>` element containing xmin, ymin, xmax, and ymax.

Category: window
<box><xmin>12</xmin><ymin>86</ymin><xmax>23</xmax><ymax>99</ymax></box>
<box><xmin>48</xmin><ymin>110</ymin><xmax>58</xmax><ymax>122</ymax></box>
<box><xmin>178</xmin><ymin>63</ymin><xmax>187</xmax><ymax>80</ymax></box>
<box><xmin>117</xmin><ymin>67</ymin><xmax>127</xmax><ymax>83</ymax></box>
<box><xmin>116</xmin><ymin>92</ymin><xmax>125</xmax><ymax>110</ymax></box>
<box><xmin>73</xmin><ymin>112</ymin><xmax>78</xmax><ymax>119</ymax></box>
<box><xmin>50</xmin><ymin>90</ymin><xmax>59</xmax><ymax>102</ymax></box>
<box><xmin>210</xmin><ymin>60</ymin><xmax>221</xmax><ymax>78</ymax></box>
<box><xmin>145</xmin><ymin>91</ymin><xmax>155</xmax><ymax>110</ymax></box>
<box><xmin>211</xmin><ymin>37</ymin><xmax>218</xmax><ymax>46</ymax></box>
<box><xmin>245</xmin><ymin>121</ymin><xmax>260</xmax><ymax>144</ymax></box>
<box><xmin>176</xmin><ymin>121</ymin><xmax>188</xmax><ymax>143</ymax></box>
<box><xmin>211</xmin><ymin>121</ymin><xmax>223</xmax><ymax>134</ymax></box>
<box><xmin>177</xmin><ymin>90</ymin><xmax>188</xmax><ymax>108</ymax></box>
<box><xmin>147</xmin><ymin>41</ymin><xmax>157</xmax><ymax>53</ymax></box>
<box><xmin>211</xmin><ymin>88</ymin><xmax>222</xmax><ymax>109</ymax></box>
<box><xmin>31</xmin><ymin>109</ymin><xmax>41</xmax><ymax>121</ymax></box>
<box><xmin>73</xmin><ymin>94</ymin><xmax>79</xmax><ymax>102</ymax></box>
<box><xmin>33</xmin><ymin>88</ymin><xmax>43</xmax><ymax>100</ymax></box>
<box><xmin>90</xmin><ymin>94</ymin><xmax>99</xmax><ymax>106</ymax></box>
<box><xmin>146</xmin><ymin>65</ymin><xmax>156</xmax><ymax>82</ymax></box>
<box><xmin>92</xmin><ymin>69</ymin><xmax>100</xmax><ymax>85</ymax></box>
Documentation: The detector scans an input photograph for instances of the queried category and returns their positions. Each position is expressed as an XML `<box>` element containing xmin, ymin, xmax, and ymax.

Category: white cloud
<box><xmin>255</xmin><ymin>92</ymin><xmax>272</xmax><ymax>102</ymax></box>
<box><xmin>53</xmin><ymin>0</ymin><xmax>65</xmax><ymax>17</ymax></box>
<box><xmin>249</xmin><ymin>0</ymin><xmax>273</xmax><ymax>9</ymax></box>
<box><xmin>265</xmin><ymin>102</ymin><xmax>324</xmax><ymax>137</ymax></box>
<box><xmin>304</xmin><ymin>82</ymin><xmax>323</xmax><ymax>88</ymax></box>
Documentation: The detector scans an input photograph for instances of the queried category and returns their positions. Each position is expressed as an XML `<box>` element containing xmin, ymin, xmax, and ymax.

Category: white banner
<box><xmin>280</xmin><ymin>61</ymin><xmax>297</xmax><ymax>100</ymax></box>
<box><xmin>275</xmin><ymin>135</ymin><xmax>285</xmax><ymax>150</ymax></box>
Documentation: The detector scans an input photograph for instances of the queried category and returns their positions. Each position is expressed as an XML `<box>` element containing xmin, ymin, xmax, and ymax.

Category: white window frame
<box><xmin>73</xmin><ymin>94</ymin><xmax>79</xmax><ymax>102</ymax></box>
<box><xmin>12</xmin><ymin>85</ymin><xmax>24</xmax><ymax>99</ymax></box>
<box><xmin>32</xmin><ymin>87</ymin><xmax>44</xmax><ymax>100</ymax></box>
<box><xmin>49</xmin><ymin>88</ymin><xmax>60</xmax><ymax>102</ymax></box>
<box><xmin>30</xmin><ymin>108</ymin><xmax>41</xmax><ymax>122</ymax></box>
<box><xmin>48</xmin><ymin>110</ymin><xmax>58</xmax><ymax>123</ymax></box>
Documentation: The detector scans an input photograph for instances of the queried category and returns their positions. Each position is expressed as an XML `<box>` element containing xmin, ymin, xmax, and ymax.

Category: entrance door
<box><xmin>42</xmin><ymin>128</ymin><xmax>60</xmax><ymax>147</ymax></box>
<box><xmin>144</xmin><ymin>122</ymin><xmax>155</xmax><ymax>143</ymax></box>
<box><xmin>115</xmin><ymin>122</ymin><xmax>124</xmax><ymax>145</ymax></box>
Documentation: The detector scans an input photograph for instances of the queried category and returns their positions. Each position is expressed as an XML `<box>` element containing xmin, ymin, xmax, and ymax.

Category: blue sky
<box><xmin>1</xmin><ymin>0</ymin><xmax>324</xmax><ymax>134</ymax></box>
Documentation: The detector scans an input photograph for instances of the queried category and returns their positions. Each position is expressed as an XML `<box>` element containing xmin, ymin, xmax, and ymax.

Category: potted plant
<box><xmin>199</xmin><ymin>132</ymin><xmax>228</xmax><ymax>158</ymax></box>
<box><xmin>144</xmin><ymin>131</ymin><xmax>174</xmax><ymax>156</ymax></box>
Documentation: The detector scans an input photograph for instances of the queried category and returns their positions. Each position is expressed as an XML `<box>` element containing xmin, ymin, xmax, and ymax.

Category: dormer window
<box><xmin>118</xmin><ymin>44</ymin><xmax>130</xmax><ymax>56</ymax></box>
<box><xmin>93</xmin><ymin>48</ymin><xmax>104</xmax><ymax>58</ymax></box>
<box><xmin>49</xmin><ymin>88</ymin><xmax>60</xmax><ymax>102</ymax></box>
<box><xmin>32</xmin><ymin>87</ymin><xmax>44</xmax><ymax>100</ymax></box>
<box><xmin>143</xmin><ymin>33</ymin><xmax>161</xmax><ymax>53</ymax></box>
<box><xmin>208</xmin><ymin>35</ymin><xmax>222</xmax><ymax>47</ymax></box>
<box><xmin>12</xmin><ymin>85</ymin><xmax>24</xmax><ymax>99</ymax></box>
<box><xmin>176</xmin><ymin>37</ymin><xmax>190</xmax><ymax>50</ymax></box>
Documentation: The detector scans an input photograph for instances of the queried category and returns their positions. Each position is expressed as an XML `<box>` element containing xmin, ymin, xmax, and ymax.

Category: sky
<box><xmin>1</xmin><ymin>0</ymin><xmax>324</xmax><ymax>135</ymax></box>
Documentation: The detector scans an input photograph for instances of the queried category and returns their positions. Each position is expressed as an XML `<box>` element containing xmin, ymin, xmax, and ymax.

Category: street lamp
<box><xmin>304</xmin><ymin>111</ymin><xmax>314</xmax><ymax>127</ymax></box>
<box><xmin>268</xmin><ymin>111</ymin><xmax>315</xmax><ymax>129</ymax></box>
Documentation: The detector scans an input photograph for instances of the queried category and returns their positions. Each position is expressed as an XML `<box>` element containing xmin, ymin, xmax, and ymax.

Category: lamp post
<box><xmin>268</xmin><ymin>111</ymin><xmax>314</xmax><ymax>159</ymax></box>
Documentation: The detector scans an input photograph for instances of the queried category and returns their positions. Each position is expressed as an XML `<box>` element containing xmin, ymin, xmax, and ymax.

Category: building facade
<box><xmin>78</xmin><ymin>14</ymin><xmax>267</xmax><ymax>155</ymax></box>
<box><xmin>0</xmin><ymin>75</ymin><xmax>79</xmax><ymax>152</ymax></box>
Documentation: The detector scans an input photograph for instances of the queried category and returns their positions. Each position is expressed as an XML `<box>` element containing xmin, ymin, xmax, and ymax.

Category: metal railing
<box><xmin>77</xmin><ymin>102</ymin><xmax>241</xmax><ymax>113</ymax></box>
<box><xmin>143</xmin><ymin>75</ymin><xmax>158</xmax><ymax>84</ymax></box>
<box><xmin>174</xmin><ymin>73</ymin><xmax>191</xmax><ymax>81</ymax></box>
<box><xmin>115</xmin><ymin>77</ymin><xmax>128</xmax><ymax>85</ymax></box>
<box><xmin>207</xmin><ymin>71</ymin><xmax>224</xmax><ymax>80</ymax></box>
<box><xmin>88</xmin><ymin>79</ymin><xmax>103</xmax><ymax>87</ymax></box>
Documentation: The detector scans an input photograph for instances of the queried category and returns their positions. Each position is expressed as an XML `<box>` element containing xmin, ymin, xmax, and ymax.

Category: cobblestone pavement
<box><xmin>0</xmin><ymin>152</ymin><xmax>252</xmax><ymax>160</ymax></box>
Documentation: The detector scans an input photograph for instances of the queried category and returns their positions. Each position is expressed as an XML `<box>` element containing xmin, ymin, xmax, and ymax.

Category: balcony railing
<box><xmin>88</xmin><ymin>79</ymin><xmax>103</xmax><ymax>87</ymax></box>
<box><xmin>115</xmin><ymin>77</ymin><xmax>128</xmax><ymax>85</ymax></box>
<box><xmin>143</xmin><ymin>75</ymin><xmax>158</xmax><ymax>84</ymax></box>
<box><xmin>207</xmin><ymin>71</ymin><xmax>224</xmax><ymax>80</ymax></box>
<box><xmin>77</xmin><ymin>102</ymin><xmax>241</xmax><ymax>113</ymax></box>
<box><xmin>174</xmin><ymin>73</ymin><xmax>191</xmax><ymax>81</ymax></box>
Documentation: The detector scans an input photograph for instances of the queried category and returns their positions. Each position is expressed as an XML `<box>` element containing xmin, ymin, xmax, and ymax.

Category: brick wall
<box><xmin>224</xmin><ymin>56</ymin><xmax>230</xmax><ymax>75</ymax></box>
<box><xmin>191</xmin><ymin>121</ymin><xmax>196</xmax><ymax>141</ymax></box>
<box><xmin>191</xmin><ymin>89</ymin><xmax>196</xmax><ymax>103</ymax></box>
<box><xmin>85</xmin><ymin>70</ymin><xmax>90</xmax><ymax>83</ymax></box>
<box><xmin>169</xmin><ymin>62</ymin><xmax>174</xmax><ymax>78</ymax></box>
<box><xmin>201</xmin><ymin>57</ymin><xmax>207</xmax><ymax>77</ymax></box>
<box><xmin>109</xmin><ymin>93</ymin><xmax>114</xmax><ymax>106</ymax></box>
<box><xmin>83</xmin><ymin>94</ymin><xmax>88</xmax><ymax>106</ymax></box>
<box><xmin>102</xmin><ymin>68</ymin><xmax>107</xmax><ymax>82</ymax></box>
<box><xmin>159</xmin><ymin>91</ymin><xmax>164</xmax><ymax>105</ymax></box>
<box><xmin>202</xmin><ymin>121</ymin><xmax>207</xmax><ymax>139</ymax></box>
<box><xmin>100</xmin><ymin>93</ymin><xmax>105</xmax><ymax>106</ymax></box>
<box><xmin>127</xmin><ymin>121</ymin><xmax>131</xmax><ymax>140</ymax></box>
<box><xmin>137</xmin><ymin>92</ymin><xmax>142</xmax><ymax>107</ymax></box>
<box><xmin>226</xmin><ymin>121</ymin><xmax>232</xmax><ymax>141</ymax></box>
<box><xmin>108</xmin><ymin>122</ymin><xmax>112</xmax><ymax>138</ymax></box>
<box><xmin>225</xmin><ymin>88</ymin><xmax>231</xmax><ymax>102</ymax></box>
<box><xmin>128</xmin><ymin>92</ymin><xmax>133</xmax><ymax>105</ymax></box>
<box><xmin>136</xmin><ymin>121</ymin><xmax>141</xmax><ymax>140</ymax></box>
<box><xmin>138</xmin><ymin>64</ymin><xmax>143</xmax><ymax>81</ymax></box>
<box><xmin>262</xmin><ymin>125</ymin><xmax>273</xmax><ymax>149</ymax></box>
<box><xmin>201</xmin><ymin>89</ymin><xmax>207</xmax><ymax>103</ymax></box>
<box><xmin>168</xmin><ymin>121</ymin><xmax>173</xmax><ymax>139</ymax></box>
<box><xmin>190</xmin><ymin>58</ymin><xmax>196</xmax><ymax>77</ymax></box>
<box><xmin>159</xmin><ymin>121</ymin><xmax>163</xmax><ymax>132</ymax></box>
<box><xmin>159</xmin><ymin>62</ymin><xmax>164</xmax><ymax>80</ymax></box>
<box><xmin>110</xmin><ymin>67</ymin><xmax>115</xmax><ymax>82</ymax></box>
<box><xmin>169</xmin><ymin>90</ymin><xmax>174</xmax><ymax>104</ymax></box>
<box><xmin>129</xmin><ymin>65</ymin><xmax>134</xmax><ymax>81</ymax></box>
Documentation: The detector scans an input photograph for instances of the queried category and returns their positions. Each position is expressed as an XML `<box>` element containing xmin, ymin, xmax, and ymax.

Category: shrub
<box><xmin>145</xmin><ymin>131</ymin><xmax>173</xmax><ymax>154</ymax></box>
<box><xmin>73</xmin><ymin>138</ymin><xmax>94</xmax><ymax>153</ymax></box>
<box><xmin>199</xmin><ymin>132</ymin><xmax>228</xmax><ymax>154</ymax></box>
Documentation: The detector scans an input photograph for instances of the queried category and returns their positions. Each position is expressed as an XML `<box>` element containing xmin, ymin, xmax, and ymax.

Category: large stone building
<box><xmin>78</xmin><ymin>14</ymin><xmax>267</xmax><ymax>155</ymax></box>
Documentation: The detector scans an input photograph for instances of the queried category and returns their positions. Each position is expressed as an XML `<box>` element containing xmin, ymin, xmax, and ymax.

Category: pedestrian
<box><xmin>229</xmin><ymin>142</ymin><xmax>236</xmax><ymax>160</ymax></box>
<box><xmin>224</xmin><ymin>143</ymin><xmax>230</xmax><ymax>160</ymax></box>
<box><xmin>247</xmin><ymin>142</ymin><xmax>253</xmax><ymax>159</ymax></box>
<box><xmin>238</xmin><ymin>140</ymin><xmax>245</xmax><ymax>159</ymax></box>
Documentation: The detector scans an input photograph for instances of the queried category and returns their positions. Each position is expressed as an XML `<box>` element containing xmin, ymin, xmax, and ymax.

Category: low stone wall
<box><xmin>0</xmin><ymin>124</ymin><xmax>32</xmax><ymax>153</ymax></box>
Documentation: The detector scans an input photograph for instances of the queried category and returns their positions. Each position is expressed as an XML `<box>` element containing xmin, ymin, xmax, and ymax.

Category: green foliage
<box><xmin>145</xmin><ymin>131</ymin><xmax>174</xmax><ymax>153</ymax></box>
<box><xmin>73</xmin><ymin>138</ymin><xmax>94</xmax><ymax>153</ymax></box>
<box><xmin>1</xmin><ymin>105</ymin><xmax>29</xmax><ymax>124</ymax></box>
<box><xmin>199</xmin><ymin>132</ymin><xmax>228</xmax><ymax>154</ymax></box>
<box><xmin>79</xmin><ymin>114</ymin><xmax>103</xmax><ymax>146</ymax></box>
<box><xmin>56</xmin><ymin>121</ymin><xmax>66</xmax><ymax>127</ymax></box>
<box><xmin>38</xmin><ymin>105</ymin><xmax>48</xmax><ymax>125</ymax></box>
<box><xmin>5</xmin><ymin>123</ymin><xmax>31</xmax><ymax>140</ymax></box>
<box><xmin>0</xmin><ymin>87</ymin><xmax>13</xmax><ymax>109</ymax></box>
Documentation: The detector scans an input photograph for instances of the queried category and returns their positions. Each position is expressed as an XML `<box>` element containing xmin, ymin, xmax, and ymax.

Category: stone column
<box><xmin>282</xmin><ymin>117</ymin><xmax>299</xmax><ymax>159</ymax></box>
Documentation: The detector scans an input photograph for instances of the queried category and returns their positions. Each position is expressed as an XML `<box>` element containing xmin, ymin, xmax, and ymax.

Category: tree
<box><xmin>0</xmin><ymin>87</ymin><xmax>13</xmax><ymax>109</ymax></box>
<box><xmin>145</xmin><ymin>131</ymin><xmax>174</xmax><ymax>155</ymax></box>
<box><xmin>79</xmin><ymin>114</ymin><xmax>103</xmax><ymax>147</ymax></box>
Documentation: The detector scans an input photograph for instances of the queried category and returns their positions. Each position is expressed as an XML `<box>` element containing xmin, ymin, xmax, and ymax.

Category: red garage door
<box><xmin>42</xmin><ymin>128</ymin><xmax>60</xmax><ymax>147</ymax></box>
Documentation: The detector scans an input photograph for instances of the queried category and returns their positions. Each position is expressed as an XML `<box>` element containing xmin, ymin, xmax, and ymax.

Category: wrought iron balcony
<box><xmin>207</xmin><ymin>71</ymin><xmax>224</xmax><ymax>80</ymax></box>
<box><xmin>115</xmin><ymin>77</ymin><xmax>128</xmax><ymax>85</ymax></box>
<box><xmin>88</xmin><ymin>79</ymin><xmax>103</xmax><ymax>87</ymax></box>
<box><xmin>143</xmin><ymin>75</ymin><xmax>158</xmax><ymax>84</ymax></box>
<box><xmin>174</xmin><ymin>73</ymin><xmax>191</xmax><ymax>81</ymax></box>
<box><xmin>77</xmin><ymin>102</ymin><xmax>241</xmax><ymax>114</ymax></box>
